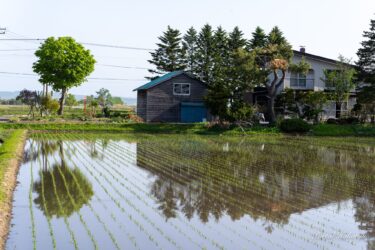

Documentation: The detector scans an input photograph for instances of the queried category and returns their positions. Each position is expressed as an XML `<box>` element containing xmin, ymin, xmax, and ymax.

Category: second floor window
<box><xmin>173</xmin><ymin>83</ymin><xmax>190</xmax><ymax>95</ymax></box>
<box><xmin>290</xmin><ymin>70</ymin><xmax>314</xmax><ymax>87</ymax></box>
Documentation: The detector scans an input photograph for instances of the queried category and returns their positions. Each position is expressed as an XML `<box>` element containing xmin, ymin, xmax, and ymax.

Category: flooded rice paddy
<box><xmin>6</xmin><ymin>133</ymin><xmax>375</xmax><ymax>250</ymax></box>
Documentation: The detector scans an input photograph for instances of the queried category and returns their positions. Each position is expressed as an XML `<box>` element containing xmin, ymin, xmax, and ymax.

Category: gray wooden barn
<box><xmin>133</xmin><ymin>71</ymin><xmax>210</xmax><ymax>123</ymax></box>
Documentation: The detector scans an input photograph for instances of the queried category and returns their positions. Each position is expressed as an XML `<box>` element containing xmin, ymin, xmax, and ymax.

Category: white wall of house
<box><xmin>275</xmin><ymin>52</ymin><xmax>357</xmax><ymax>119</ymax></box>
<box><xmin>282</xmin><ymin>54</ymin><xmax>338</xmax><ymax>91</ymax></box>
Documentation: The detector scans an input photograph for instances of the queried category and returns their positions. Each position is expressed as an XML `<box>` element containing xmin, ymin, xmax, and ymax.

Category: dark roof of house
<box><xmin>293</xmin><ymin>50</ymin><xmax>339</xmax><ymax>65</ymax></box>
<box><xmin>133</xmin><ymin>71</ymin><xmax>201</xmax><ymax>91</ymax></box>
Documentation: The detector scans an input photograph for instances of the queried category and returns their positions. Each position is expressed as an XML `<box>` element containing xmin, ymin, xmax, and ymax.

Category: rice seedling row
<box><xmin>103</xmin><ymin>138</ymin><xmax>326</xmax><ymax>250</ymax></box>
<box><xmin>87</xmin><ymin>136</ymin><xmax>273</xmax><ymax>250</ymax></box>
<box><xmin>108</xmin><ymin>139</ymin><xmax>344</xmax><ymax>249</ymax></box>
<box><xmin>58</xmin><ymin>138</ymin><xmax>164</xmax><ymax>250</ymax></box>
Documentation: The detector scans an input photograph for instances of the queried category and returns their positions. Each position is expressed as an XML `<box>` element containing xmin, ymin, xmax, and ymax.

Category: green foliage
<box><xmin>247</xmin><ymin>26</ymin><xmax>267</xmax><ymax>50</ymax></box>
<box><xmin>16</xmin><ymin>89</ymin><xmax>39</xmax><ymax>117</ymax></box>
<box><xmin>0</xmin><ymin>130</ymin><xmax>26</xmax><ymax>201</ymax></box>
<box><xmin>33</xmin><ymin>163</ymin><xmax>93</xmax><ymax>218</ymax></box>
<box><xmin>40</xmin><ymin>95</ymin><xmax>59</xmax><ymax>115</ymax></box>
<box><xmin>96</xmin><ymin>88</ymin><xmax>112</xmax><ymax>109</ymax></box>
<box><xmin>356</xmin><ymin>18</ymin><xmax>375</xmax><ymax>84</ymax></box>
<box><xmin>110</xmin><ymin>96</ymin><xmax>124</xmax><ymax>105</ymax></box>
<box><xmin>196</xmin><ymin>24</ymin><xmax>216</xmax><ymax>84</ymax></box>
<box><xmin>65</xmin><ymin>94</ymin><xmax>77</xmax><ymax>108</ymax></box>
<box><xmin>231</xmin><ymin>104</ymin><xmax>257</xmax><ymax>122</ymax></box>
<box><xmin>182</xmin><ymin>27</ymin><xmax>199</xmax><ymax>73</ymax></box>
<box><xmin>33</xmin><ymin>37</ymin><xmax>96</xmax><ymax>115</ymax></box>
<box><xmin>322</xmin><ymin>56</ymin><xmax>356</xmax><ymax>118</ymax></box>
<box><xmin>288</xmin><ymin>57</ymin><xmax>310</xmax><ymax>75</ymax></box>
<box><xmin>279</xmin><ymin>118</ymin><xmax>311</xmax><ymax>133</ymax></box>
<box><xmin>148</xmin><ymin>26</ymin><xmax>186</xmax><ymax>76</ymax></box>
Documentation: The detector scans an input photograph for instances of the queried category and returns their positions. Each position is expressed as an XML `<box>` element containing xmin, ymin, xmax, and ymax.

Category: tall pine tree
<box><xmin>267</xmin><ymin>26</ymin><xmax>287</xmax><ymax>45</ymax></box>
<box><xmin>357</xmin><ymin>18</ymin><xmax>375</xmax><ymax>84</ymax></box>
<box><xmin>182</xmin><ymin>27</ymin><xmax>199</xmax><ymax>74</ymax></box>
<box><xmin>228</xmin><ymin>26</ymin><xmax>247</xmax><ymax>51</ymax></box>
<box><xmin>247</xmin><ymin>26</ymin><xmax>267</xmax><ymax>50</ymax></box>
<box><xmin>356</xmin><ymin>17</ymin><xmax>375</xmax><ymax>122</ymax></box>
<box><xmin>196</xmin><ymin>24</ymin><xmax>216</xmax><ymax>84</ymax></box>
<box><xmin>148</xmin><ymin>26</ymin><xmax>185</xmax><ymax>77</ymax></box>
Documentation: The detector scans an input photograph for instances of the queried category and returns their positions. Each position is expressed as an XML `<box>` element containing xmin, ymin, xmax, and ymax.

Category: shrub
<box><xmin>326</xmin><ymin>118</ymin><xmax>339</xmax><ymax>124</ymax></box>
<box><xmin>338</xmin><ymin>117</ymin><xmax>360</xmax><ymax>125</ymax></box>
<box><xmin>279</xmin><ymin>118</ymin><xmax>311</xmax><ymax>133</ymax></box>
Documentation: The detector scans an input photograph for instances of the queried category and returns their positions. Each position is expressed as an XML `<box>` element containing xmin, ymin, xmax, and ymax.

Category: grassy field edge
<box><xmin>0</xmin><ymin>123</ymin><xmax>374</xmax><ymax>137</ymax></box>
<box><xmin>0</xmin><ymin>129</ymin><xmax>27</xmax><ymax>250</ymax></box>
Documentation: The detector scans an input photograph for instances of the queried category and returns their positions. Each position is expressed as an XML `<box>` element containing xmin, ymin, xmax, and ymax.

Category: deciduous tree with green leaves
<box><xmin>322</xmin><ymin>56</ymin><xmax>356</xmax><ymax>118</ymax></box>
<box><xmin>33</xmin><ymin>37</ymin><xmax>96</xmax><ymax>115</ymax></box>
<box><xmin>65</xmin><ymin>93</ymin><xmax>77</xmax><ymax>109</ymax></box>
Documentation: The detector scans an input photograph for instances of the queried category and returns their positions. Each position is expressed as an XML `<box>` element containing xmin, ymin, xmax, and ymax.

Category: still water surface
<box><xmin>6</xmin><ymin>134</ymin><xmax>375</xmax><ymax>249</ymax></box>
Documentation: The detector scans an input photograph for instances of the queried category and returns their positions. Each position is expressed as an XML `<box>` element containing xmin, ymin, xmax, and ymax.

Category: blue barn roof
<box><xmin>133</xmin><ymin>71</ymin><xmax>188</xmax><ymax>91</ymax></box>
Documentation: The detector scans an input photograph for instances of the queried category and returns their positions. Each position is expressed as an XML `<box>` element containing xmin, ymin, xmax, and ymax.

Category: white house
<box><xmin>281</xmin><ymin>48</ymin><xmax>356</xmax><ymax>119</ymax></box>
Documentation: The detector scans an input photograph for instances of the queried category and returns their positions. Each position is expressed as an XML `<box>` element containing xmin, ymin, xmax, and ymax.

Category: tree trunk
<box><xmin>336</xmin><ymin>102</ymin><xmax>342</xmax><ymax>119</ymax></box>
<box><xmin>267</xmin><ymin>96</ymin><xmax>276</xmax><ymax>124</ymax></box>
<box><xmin>58</xmin><ymin>88</ymin><xmax>67</xmax><ymax>115</ymax></box>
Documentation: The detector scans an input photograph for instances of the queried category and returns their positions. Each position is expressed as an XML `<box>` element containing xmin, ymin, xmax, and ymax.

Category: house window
<box><xmin>290</xmin><ymin>70</ymin><xmax>314</xmax><ymax>88</ymax></box>
<box><xmin>173</xmin><ymin>83</ymin><xmax>190</xmax><ymax>95</ymax></box>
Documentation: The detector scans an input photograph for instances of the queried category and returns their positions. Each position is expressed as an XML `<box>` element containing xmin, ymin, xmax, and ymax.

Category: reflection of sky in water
<box><xmin>6</xmin><ymin>135</ymin><xmax>375</xmax><ymax>250</ymax></box>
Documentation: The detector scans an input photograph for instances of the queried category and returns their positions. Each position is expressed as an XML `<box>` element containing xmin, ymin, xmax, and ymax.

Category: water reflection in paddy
<box><xmin>6</xmin><ymin>134</ymin><xmax>375</xmax><ymax>250</ymax></box>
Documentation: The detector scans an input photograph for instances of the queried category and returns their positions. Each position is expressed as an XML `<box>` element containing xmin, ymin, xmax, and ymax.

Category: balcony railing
<box><xmin>289</xmin><ymin>78</ymin><xmax>314</xmax><ymax>88</ymax></box>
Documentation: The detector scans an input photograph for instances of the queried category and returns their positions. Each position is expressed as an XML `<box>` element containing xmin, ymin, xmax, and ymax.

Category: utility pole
<box><xmin>0</xmin><ymin>27</ymin><xmax>6</xmax><ymax>34</ymax></box>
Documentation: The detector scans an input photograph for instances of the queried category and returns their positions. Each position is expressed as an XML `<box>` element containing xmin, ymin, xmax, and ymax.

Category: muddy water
<box><xmin>6</xmin><ymin>134</ymin><xmax>375</xmax><ymax>249</ymax></box>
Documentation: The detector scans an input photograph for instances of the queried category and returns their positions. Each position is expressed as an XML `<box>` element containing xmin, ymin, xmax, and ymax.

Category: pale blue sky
<box><xmin>0</xmin><ymin>0</ymin><xmax>374</xmax><ymax>98</ymax></box>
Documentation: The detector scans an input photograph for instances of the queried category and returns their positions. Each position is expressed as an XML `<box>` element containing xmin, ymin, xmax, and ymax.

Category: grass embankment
<box><xmin>0</xmin><ymin>123</ymin><xmax>279</xmax><ymax>135</ymax></box>
<box><xmin>0</xmin><ymin>122</ymin><xmax>375</xmax><ymax>137</ymax></box>
<box><xmin>0</xmin><ymin>129</ymin><xmax>27</xmax><ymax>249</ymax></box>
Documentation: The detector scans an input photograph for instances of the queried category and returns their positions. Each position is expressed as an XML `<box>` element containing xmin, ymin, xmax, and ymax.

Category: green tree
<box><xmin>110</xmin><ymin>96</ymin><xmax>124</xmax><ymax>105</ymax></box>
<box><xmin>356</xmin><ymin>85</ymin><xmax>375</xmax><ymax>123</ymax></box>
<box><xmin>247</xmin><ymin>26</ymin><xmax>267</xmax><ymax>50</ymax></box>
<box><xmin>65</xmin><ymin>93</ymin><xmax>77</xmax><ymax>109</ymax></box>
<box><xmin>322</xmin><ymin>56</ymin><xmax>356</xmax><ymax>118</ymax></box>
<box><xmin>148</xmin><ymin>26</ymin><xmax>185</xmax><ymax>77</ymax></box>
<box><xmin>196</xmin><ymin>24</ymin><xmax>216</xmax><ymax>84</ymax></box>
<box><xmin>356</xmin><ymin>17</ymin><xmax>375</xmax><ymax>122</ymax></box>
<box><xmin>254</xmin><ymin>27</ymin><xmax>294</xmax><ymax>123</ymax></box>
<box><xmin>356</xmin><ymin>18</ymin><xmax>375</xmax><ymax>84</ymax></box>
<box><xmin>33</xmin><ymin>37</ymin><xmax>96</xmax><ymax>115</ymax></box>
<box><xmin>40</xmin><ymin>94</ymin><xmax>60</xmax><ymax>115</ymax></box>
<box><xmin>182</xmin><ymin>27</ymin><xmax>199</xmax><ymax>73</ymax></box>
<box><xmin>16</xmin><ymin>89</ymin><xmax>39</xmax><ymax>118</ymax></box>
<box><xmin>228</xmin><ymin>26</ymin><xmax>247</xmax><ymax>51</ymax></box>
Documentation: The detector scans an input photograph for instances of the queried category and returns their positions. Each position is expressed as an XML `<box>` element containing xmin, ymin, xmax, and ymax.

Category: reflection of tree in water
<box><xmin>353</xmin><ymin>174</ymin><xmax>375</xmax><ymax>249</ymax></box>
<box><xmin>84</xmin><ymin>138</ymin><xmax>109</xmax><ymax>160</ymax></box>
<box><xmin>136</xmin><ymin>137</ymin><xmax>375</xmax><ymax>236</ymax></box>
<box><xmin>33</xmin><ymin>140</ymin><xmax>94</xmax><ymax>218</ymax></box>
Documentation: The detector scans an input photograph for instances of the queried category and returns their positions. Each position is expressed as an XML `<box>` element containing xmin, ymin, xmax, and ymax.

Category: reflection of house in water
<box><xmin>135</xmin><ymin>138</ymin><xmax>375</xmax><ymax>231</ymax></box>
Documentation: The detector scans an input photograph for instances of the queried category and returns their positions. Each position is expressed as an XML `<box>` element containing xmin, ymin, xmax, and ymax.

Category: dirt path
<box><xmin>0</xmin><ymin>130</ymin><xmax>27</xmax><ymax>250</ymax></box>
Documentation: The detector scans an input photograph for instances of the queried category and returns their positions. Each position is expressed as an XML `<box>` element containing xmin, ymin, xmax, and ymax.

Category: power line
<box><xmin>97</xmin><ymin>64</ymin><xmax>150</xmax><ymax>70</ymax></box>
<box><xmin>0</xmin><ymin>38</ymin><xmax>153</xmax><ymax>51</ymax></box>
<box><xmin>0</xmin><ymin>71</ymin><xmax>145</xmax><ymax>81</ymax></box>
<box><xmin>0</xmin><ymin>48</ymin><xmax>36</xmax><ymax>51</ymax></box>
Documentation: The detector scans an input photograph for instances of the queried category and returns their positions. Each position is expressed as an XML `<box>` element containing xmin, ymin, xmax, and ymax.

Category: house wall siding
<box><xmin>136</xmin><ymin>90</ymin><xmax>147</xmax><ymax>121</ymax></box>
<box><xmin>282</xmin><ymin>54</ymin><xmax>339</xmax><ymax>91</ymax></box>
<box><xmin>145</xmin><ymin>74</ymin><xmax>208</xmax><ymax>122</ymax></box>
